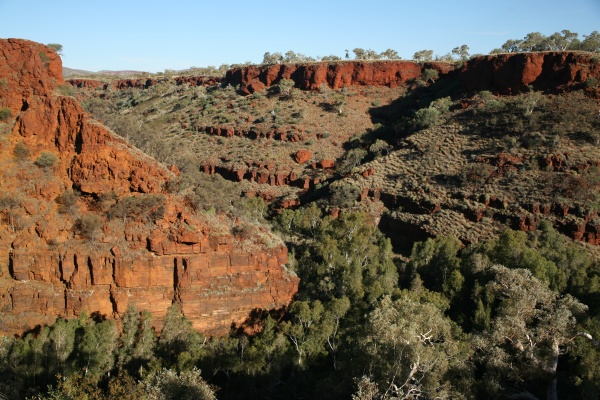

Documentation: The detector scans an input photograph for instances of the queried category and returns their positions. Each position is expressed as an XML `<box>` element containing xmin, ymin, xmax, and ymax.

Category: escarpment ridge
<box><xmin>0</xmin><ymin>39</ymin><xmax>298</xmax><ymax>336</ymax></box>
<box><xmin>66</xmin><ymin>51</ymin><xmax>600</xmax><ymax>97</ymax></box>
<box><xmin>225</xmin><ymin>51</ymin><xmax>600</xmax><ymax>94</ymax></box>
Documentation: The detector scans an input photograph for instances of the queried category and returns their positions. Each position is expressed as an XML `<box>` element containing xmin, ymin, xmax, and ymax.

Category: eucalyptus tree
<box><xmin>474</xmin><ymin>265</ymin><xmax>597</xmax><ymax>400</ymax></box>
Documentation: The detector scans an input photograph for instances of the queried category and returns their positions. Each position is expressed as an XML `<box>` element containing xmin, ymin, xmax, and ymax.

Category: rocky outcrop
<box><xmin>5</xmin><ymin>223</ymin><xmax>298</xmax><ymax>335</ymax></box>
<box><xmin>197</xmin><ymin>124</ymin><xmax>306</xmax><ymax>142</ymax></box>
<box><xmin>174</xmin><ymin>76</ymin><xmax>222</xmax><ymax>87</ymax></box>
<box><xmin>67</xmin><ymin>79</ymin><xmax>106</xmax><ymax>89</ymax></box>
<box><xmin>11</xmin><ymin>93</ymin><xmax>170</xmax><ymax>196</ymax></box>
<box><xmin>66</xmin><ymin>52</ymin><xmax>599</xmax><ymax>100</ymax></box>
<box><xmin>212</xmin><ymin>164</ymin><xmax>300</xmax><ymax>186</ymax></box>
<box><xmin>0</xmin><ymin>39</ymin><xmax>298</xmax><ymax>336</ymax></box>
<box><xmin>225</xmin><ymin>52</ymin><xmax>600</xmax><ymax>95</ymax></box>
<box><xmin>67</xmin><ymin>75</ymin><xmax>222</xmax><ymax>91</ymax></box>
<box><xmin>456</xmin><ymin>52</ymin><xmax>600</xmax><ymax>94</ymax></box>
<box><xmin>0</xmin><ymin>39</ymin><xmax>64</xmax><ymax>111</ymax></box>
<box><xmin>226</xmin><ymin>60</ymin><xmax>454</xmax><ymax>94</ymax></box>
<box><xmin>294</xmin><ymin>150</ymin><xmax>312</xmax><ymax>164</ymax></box>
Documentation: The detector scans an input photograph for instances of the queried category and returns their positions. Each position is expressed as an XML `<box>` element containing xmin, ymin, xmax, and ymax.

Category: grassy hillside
<box><xmin>73</xmin><ymin>60</ymin><xmax>600</xmax><ymax>256</ymax></box>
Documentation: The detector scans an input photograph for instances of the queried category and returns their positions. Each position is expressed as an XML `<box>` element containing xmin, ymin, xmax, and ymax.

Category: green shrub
<box><xmin>277</xmin><ymin>79</ymin><xmax>295</xmax><ymax>96</ymax></box>
<box><xmin>422</xmin><ymin>68</ymin><xmax>439</xmax><ymax>83</ymax></box>
<box><xmin>516</xmin><ymin>90</ymin><xmax>544</xmax><ymax>116</ymax></box>
<box><xmin>214</xmin><ymin>113</ymin><xmax>233</xmax><ymax>123</ymax></box>
<box><xmin>369</xmin><ymin>139</ymin><xmax>391</xmax><ymax>156</ymax></box>
<box><xmin>413</xmin><ymin>107</ymin><xmax>442</xmax><ymax>129</ymax></box>
<box><xmin>47</xmin><ymin>43</ymin><xmax>63</xmax><ymax>55</ymax></box>
<box><xmin>338</xmin><ymin>148</ymin><xmax>367</xmax><ymax>174</ymax></box>
<box><xmin>182</xmin><ymin>172</ymin><xmax>249</xmax><ymax>216</ymax></box>
<box><xmin>232</xmin><ymin>223</ymin><xmax>254</xmax><ymax>241</ymax></box>
<box><xmin>0</xmin><ymin>107</ymin><xmax>11</xmax><ymax>121</ymax></box>
<box><xmin>458</xmin><ymin>163</ymin><xmax>495</xmax><ymax>187</ymax></box>
<box><xmin>291</xmin><ymin>109</ymin><xmax>305</xmax><ymax>120</ymax></box>
<box><xmin>109</xmin><ymin>194</ymin><xmax>165</xmax><ymax>223</ymax></box>
<box><xmin>330</xmin><ymin>184</ymin><xmax>361</xmax><ymax>208</ymax></box>
<box><xmin>57</xmin><ymin>84</ymin><xmax>76</xmax><ymax>96</ymax></box>
<box><xmin>56</xmin><ymin>190</ymin><xmax>81</xmax><ymax>214</ymax></box>
<box><xmin>13</xmin><ymin>141</ymin><xmax>31</xmax><ymax>159</ymax></box>
<box><xmin>431</xmin><ymin>96</ymin><xmax>452</xmax><ymax>113</ymax></box>
<box><xmin>39</xmin><ymin>51</ymin><xmax>51</xmax><ymax>64</ymax></box>
<box><xmin>35</xmin><ymin>151</ymin><xmax>58</xmax><ymax>169</ymax></box>
<box><xmin>478</xmin><ymin>90</ymin><xmax>495</xmax><ymax>101</ymax></box>
<box><xmin>584</xmin><ymin>77</ymin><xmax>597</xmax><ymax>88</ymax></box>
<box><xmin>484</xmin><ymin>99</ymin><xmax>505</xmax><ymax>111</ymax></box>
<box><xmin>74</xmin><ymin>214</ymin><xmax>102</xmax><ymax>240</ymax></box>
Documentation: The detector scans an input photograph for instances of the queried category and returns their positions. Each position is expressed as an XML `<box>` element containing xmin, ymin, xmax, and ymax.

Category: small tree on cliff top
<box><xmin>47</xmin><ymin>43</ymin><xmax>63</xmax><ymax>55</ymax></box>
<box><xmin>452</xmin><ymin>44</ymin><xmax>470</xmax><ymax>61</ymax></box>
<box><xmin>262</xmin><ymin>52</ymin><xmax>283</xmax><ymax>64</ymax></box>
<box><xmin>413</xmin><ymin>49</ymin><xmax>433</xmax><ymax>62</ymax></box>
<box><xmin>380</xmin><ymin>48</ymin><xmax>400</xmax><ymax>60</ymax></box>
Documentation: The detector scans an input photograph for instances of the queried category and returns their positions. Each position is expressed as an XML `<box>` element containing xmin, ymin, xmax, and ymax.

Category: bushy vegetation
<box><xmin>108</xmin><ymin>194</ymin><xmax>165</xmax><ymax>224</ymax></box>
<box><xmin>34</xmin><ymin>151</ymin><xmax>58</xmax><ymax>169</ymax></box>
<box><xmin>0</xmin><ymin>107</ymin><xmax>11</xmax><ymax>121</ymax></box>
<box><xmin>0</xmin><ymin>307</ymin><xmax>216</xmax><ymax>400</ymax></box>
<box><xmin>491</xmin><ymin>30</ymin><xmax>600</xmax><ymax>53</ymax></box>
<box><xmin>12</xmin><ymin>141</ymin><xmax>31</xmax><ymax>159</ymax></box>
<box><xmin>74</xmin><ymin>214</ymin><xmax>103</xmax><ymax>240</ymax></box>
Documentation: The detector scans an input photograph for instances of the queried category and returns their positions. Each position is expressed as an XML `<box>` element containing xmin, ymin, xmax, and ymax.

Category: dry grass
<box><xmin>75</xmin><ymin>79</ymin><xmax>600</xmax><ymax>251</ymax></box>
<box><xmin>78</xmin><ymin>80</ymin><xmax>405</xmax><ymax>200</ymax></box>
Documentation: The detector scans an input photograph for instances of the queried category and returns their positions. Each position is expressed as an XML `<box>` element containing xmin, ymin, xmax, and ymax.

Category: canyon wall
<box><xmin>456</xmin><ymin>51</ymin><xmax>600</xmax><ymax>93</ymax></box>
<box><xmin>67</xmin><ymin>75</ymin><xmax>222</xmax><ymax>90</ymax></box>
<box><xmin>66</xmin><ymin>52</ymin><xmax>599</xmax><ymax>98</ymax></box>
<box><xmin>0</xmin><ymin>39</ymin><xmax>298</xmax><ymax>336</ymax></box>
<box><xmin>226</xmin><ymin>60</ymin><xmax>454</xmax><ymax>94</ymax></box>
<box><xmin>224</xmin><ymin>52</ymin><xmax>599</xmax><ymax>95</ymax></box>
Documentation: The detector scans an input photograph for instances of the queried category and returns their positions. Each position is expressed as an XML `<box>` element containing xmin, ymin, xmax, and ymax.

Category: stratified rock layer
<box><xmin>226</xmin><ymin>60</ymin><xmax>453</xmax><ymax>94</ymax></box>
<box><xmin>225</xmin><ymin>52</ymin><xmax>600</xmax><ymax>95</ymax></box>
<box><xmin>456</xmin><ymin>51</ymin><xmax>600</xmax><ymax>93</ymax></box>
<box><xmin>0</xmin><ymin>39</ymin><xmax>298</xmax><ymax>336</ymax></box>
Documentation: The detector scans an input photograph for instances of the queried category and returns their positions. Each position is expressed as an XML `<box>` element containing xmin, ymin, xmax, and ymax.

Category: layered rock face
<box><xmin>0</xmin><ymin>39</ymin><xmax>298</xmax><ymax>336</ymax></box>
<box><xmin>226</xmin><ymin>60</ymin><xmax>454</xmax><ymax>94</ymax></box>
<box><xmin>67</xmin><ymin>75</ymin><xmax>222</xmax><ymax>90</ymax></box>
<box><xmin>225</xmin><ymin>52</ymin><xmax>599</xmax><ymax>95</ymax></box>
<box><xmin>456</xmin><ymin>51</ymin><xmax>600</xmax><ymax>93</ymax></box>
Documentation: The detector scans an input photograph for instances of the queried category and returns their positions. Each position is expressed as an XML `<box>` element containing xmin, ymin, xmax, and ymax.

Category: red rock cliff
<box><xmin>67</xmin><ymin>75</ymin><xmax>222</xmax><ymax>91</ymax></box>
<box><xmin>0</xmin><ymin>39</ymin><xmax>298</xmax><ymax>336</ymax></box>
<box><xmin>226</xmin><ymin>60</ymin><xmax>454</xmax><ymax>94</ymax></box>
<box><xmin>456</xmin><ymin>51</ymin><xmax>600</xmax><ymax>94</ymax></box>
<box><xmin>225</xmin><ymin>52</ymin><xmax>600</xmax><ymax>95</ymax></box>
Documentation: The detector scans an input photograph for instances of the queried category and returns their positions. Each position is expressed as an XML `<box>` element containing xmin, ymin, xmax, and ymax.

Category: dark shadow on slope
<box><xmin>378</xmin><ymin>213</ymin><xmax>433</xmax><ymax>256</ymax></box>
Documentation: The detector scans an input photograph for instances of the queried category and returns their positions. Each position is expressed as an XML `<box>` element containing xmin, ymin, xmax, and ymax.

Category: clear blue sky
<box><xmin>0</xmin><ymin>0</ymin><xmax>598</xmax><ymax>73</ymax></box>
